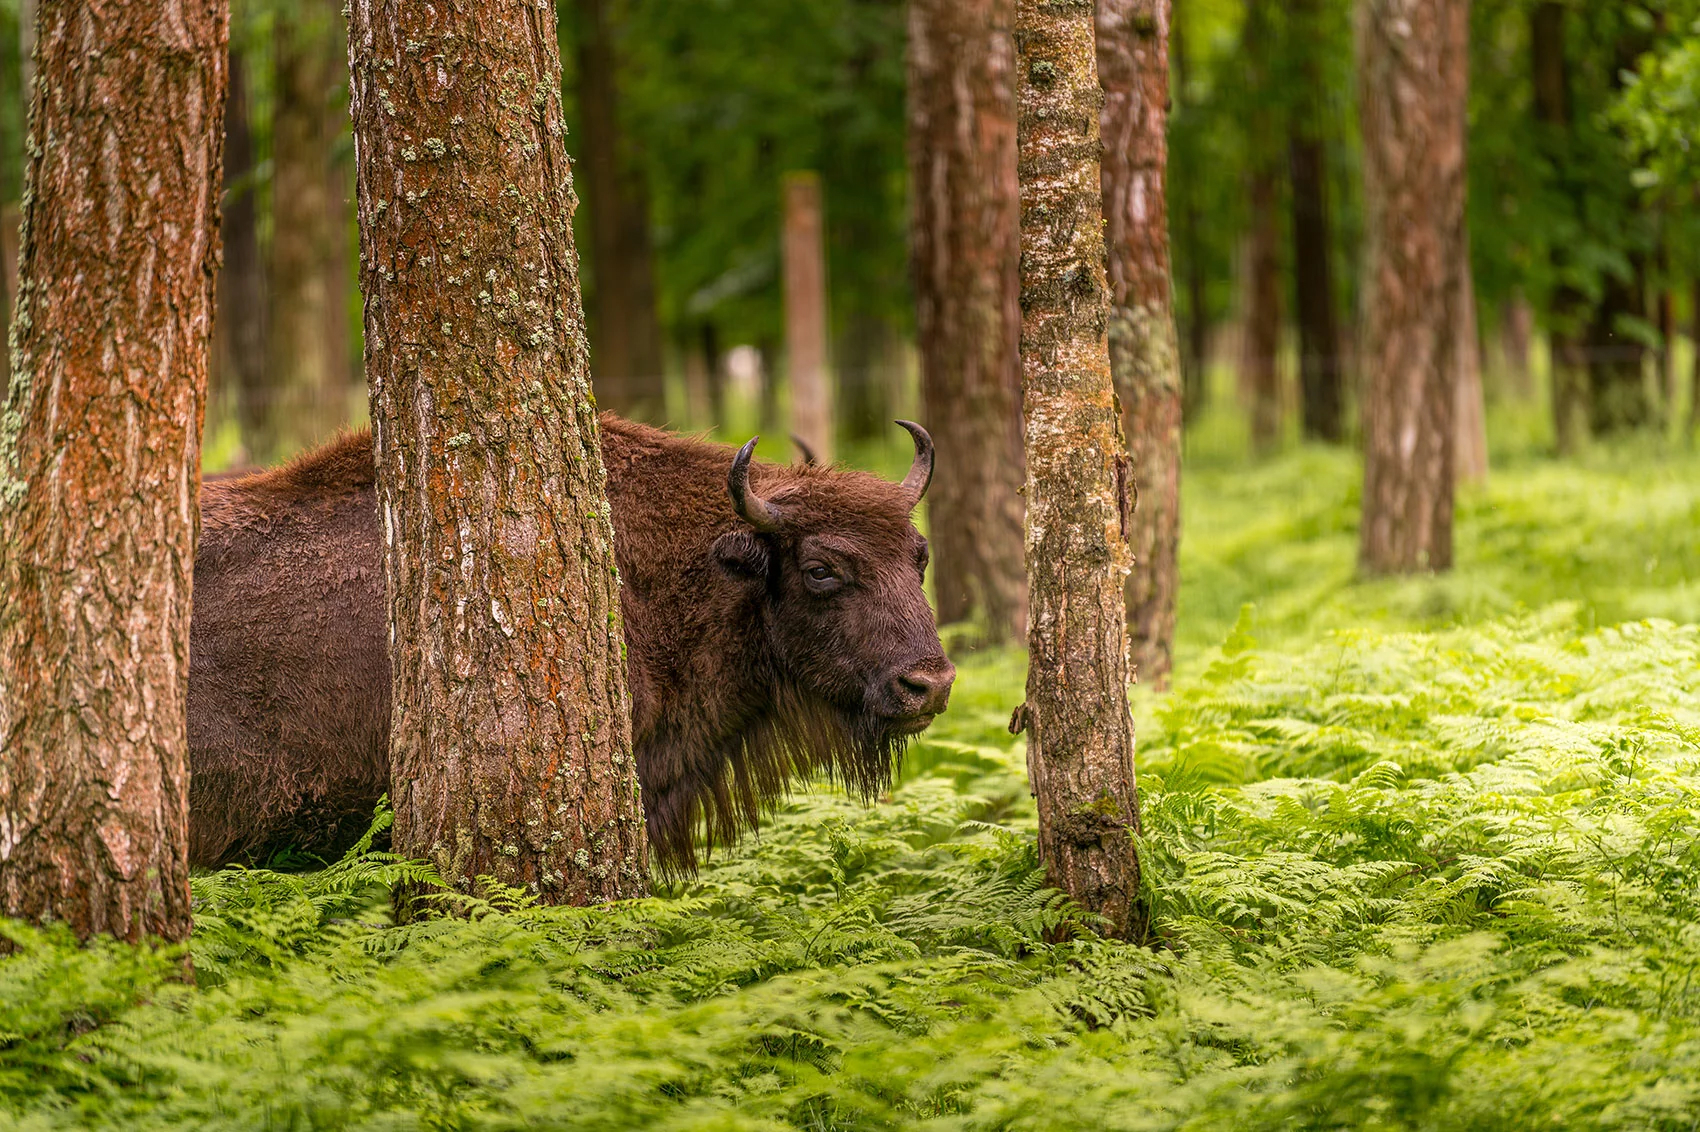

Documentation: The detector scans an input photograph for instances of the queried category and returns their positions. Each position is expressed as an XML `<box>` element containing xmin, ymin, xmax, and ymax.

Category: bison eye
<box><xmin>802</xmin><ymin>563</ymin><xmax>842</xmax><ymax>593</ymax></box>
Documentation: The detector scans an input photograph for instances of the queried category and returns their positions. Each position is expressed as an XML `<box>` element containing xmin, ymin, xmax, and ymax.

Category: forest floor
<box><xmin>9</xmin><ymin>407</ymin><xmax>1700</xmax><ymax>1129</ymax></box>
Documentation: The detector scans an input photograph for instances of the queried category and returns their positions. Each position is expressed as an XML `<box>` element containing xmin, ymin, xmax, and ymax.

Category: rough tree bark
<box><xmin>1241</xmin><ymin>0</ymin><xmax>1282</xmax><ymax>455</ymax></box>
<box><xmin>0</xmin><ymin>0</ymin><xmax>226</xmax><ymax>944</ymax></box>
<box><xmin>575</xmin><ymin>0</ymin><xmax>664</xmax><ymax>420</ymax></box>
<box><xmin>219</xmin><ymin>50</ymin><xmax>267</xmax><ymax>445</ymax></box>
<box><xmin>1288</xmin><ymin>0</ymin><xmax>1345</xmax><ymax>444</ymax></box>
<box><xmin>907</xmin><ymin>0</ymin><xmax>1027</xmax><ymax>643</ymax></box>
<box><xmin>783</xmin><ymin>172</ymin><xmax>832</xmax><ymax>463</ymax></box>
<box><xmin>347</xmin><ymin>0</ymin><xmax>647</xmax><ymax>906</ymax></box>
<box><xmin>1012</xmin><ymin>0</ymin><xmax>1143</xmax><ymax>941</ymax></box>
<box><xmin>1357</xmin><ymin>0</ymin><xmax>1468</xmax><ymax>574</ymax></box>
<box><xmin>1097</xmin><ymin>0</ymin><xmax>1181</xmax><ymax>690</ymax></box>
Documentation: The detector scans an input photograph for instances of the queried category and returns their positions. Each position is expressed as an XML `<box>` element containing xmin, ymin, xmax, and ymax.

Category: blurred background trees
<box><xmin>0</xmin><ymin>0</ymin><xmax>1685</xmax><ymax>584</ymax></box>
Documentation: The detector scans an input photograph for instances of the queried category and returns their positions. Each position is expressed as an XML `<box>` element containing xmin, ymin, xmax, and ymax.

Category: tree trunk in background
<box><xmin>1287</xmin><ymin>0</ymin><xmax>1344</xmax><ymax>444</ymax></box>
<box><xmin>320</xmin><ymin>14</ymin><xmax>355</xmax><ymax>419</ymax></box>
<box><xmin>1013</xmin><ymin>0</ymin><xmax>1142</xmax><ymax>942</ymax></box>
<box><xmin>1357</xmin><ymin>0</ymin><xmax>1467</xmax><ymax>574</ymax></box>
<box><xmin>265</xmin><ymin>0</ymin><xmax>339</xmax><ymax>461</ymax></box>
<box><xmin>1172</xmin><ymin>0</ymin><xmax>1209</xmax><ymax>414</ymax></box>
<box><xmin>576</xmin><ymin>0</ymin><xmax>664</xmax><ymax>420</ymax></box>
<box><xmin>907</xmin><ymin>0</ymin><xmax>1027</xmax><ymax>643</ymax></box>
<box><xmin>1531</xmin><ymin>1</ymin><xmax>1585</xmax><ymax>455</ymax></box>
<box><xmin>702</xmin><ymin>322</ymin><xmax>725</xmax><ymax>427</ymax></box>
<box><xmin>219</xmin><ymin>51</ymin><xmax>267</xmax><ymax>449</ymax></box>
<box><xmin>1586</xmin><ymin>260</ymin><xmax>1650</xmax><ymax>435</ymax></box>
<box><xmin>0</xmin><ymin>0</ymin><xmax>225</xmax><ymax>944</ymax></box>
<box><xmin>1097</xmin><ymin>0</ymin><xmax>1181</xmax><ymax>691</ymax></box>
<box><xmin>1500</xmin><ymin>295</ymin><xmax>1532</xmax><ymax>399</ymax></box>
<box><xmin>1241</xmin><ymin>1</ymin><xmax>1282</xmax><ymax>455</ymax></box>
<box><xmin>348</xmin><ymin>0</ymin><xmax>647</xmax><ymax>908</ymax></box>
<box><xmin>783</xmin><ymin>172</ymin><xmax>832</xmax><ymax>462</ymax></box>
<box><xmin>1456</xmin><ymin>254</ymin><xmax>1488</xmax><ymax>482</ymax></box>
<box><xmin>835</xmin><ymin>311</ymin><xmax>894</xmax><ymax>443</ymax></box>
<box><xmin>683</xmin><ymin>330</ymin><xmax>712</xmax><ymax>429</ymax></box>
<box><xmin>1691</xmin><ymin>278</ymin><xmax>1700</xmax><ymax>438</ymax></box>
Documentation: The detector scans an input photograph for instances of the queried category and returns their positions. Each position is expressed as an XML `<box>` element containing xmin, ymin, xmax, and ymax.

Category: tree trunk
<box><xmin>1241</xmin><ymin>1</ymin><xmax>1282</xmax><ymax>456</ymax></box>
<box><xmin>702</xmin><ymin>322</ymin><xmax>725</xmax><ymax>427</ymax></box>
<box><xmin>835</xmin><ymin>310</ymin><xmax>893</xmax><ymax>443</ymax></box>
<box><xmin>0</xmin><ymin>0</ymin><xmax>225</xmax><ymax>945</ymax></box>
<box><xmin>1586</xmin><ymin>259</ymin><xmax>1650</xmax><ymax>435</ymax></box>
<box><xmin>1531</xmin><ymin>1</ymin><xmax>1585</xmax><ymax>455</ymax></box>
<box><xmin>1500</xmin><ymin>294</ymin><xmax>1532</xmax><ymax>399</ymax></box>
<box><xmin>1691</xmin><ymin>277</ymin><xmax>1700</xmax><ymax>439</ymax></box>
<box><xmin>1357</xmin><ymin>0</ymin><xmax>1467</xmax><ymax>574</ymax></box>
<box><xmin>219</xmin><ymin>50</ymin><xmax>267</xmax><ymax>452</ymax></box>
<box><xmin>575</xmin><ymin>0</ymin><xmax>664</xmax><ymax>421</ymax></box>
<box><xmin>320</xmin><ymin>12</ymin><xmax>355</xmax><ymax>421</ymax></box>
<box><xmin>1097</xmin><ymin>0</ymin><xmax>1181</xmax><ymax>691</ymax></box>
<box><xmin>348</xmin><ymin>0</ymin><xmax>647</xmax><ymax>908</ymax></box>
<box><xmin>1455</xmin><ymin>254</ymin><xmax>1488</xmax><ymax>482</ymax></box>
<box><xmin>1012</xmin><ymin>0</ymin><xmax>1142</xmax><ymax>942</ymax></box>
<box><xmin>1287</xmin><ymin>0</ymin><xmax>1345</xmax><ymax>444</ymax></box>
<box><xmin>906</xmin><ymin>0</ymin><xmax>1027</xmax><ymax>643</ymax></box>
<box><xmin>783</xmin><ymin>172</ymin><xmax>832</xmax><ymax>463</ymax></box>
<box><xmin>682</xmin><ymin>329</ymin><xmax>712</xmax><ymax>430</ymax></box>
<box><xmin>1171</xmin><ymin>0</ymin><xmax>1209</xmax><ymax>415</ymax></box>
<box><xmin>264</xmin><ymin>0</ymin><xmax>339</xmax><ymax>461</ymax></box>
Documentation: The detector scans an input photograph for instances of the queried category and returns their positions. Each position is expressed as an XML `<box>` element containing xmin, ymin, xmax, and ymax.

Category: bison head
<box><xmin>711</xmin><ymin>422</ymin><xmax>956</xmax><ymax>800</ymax></box>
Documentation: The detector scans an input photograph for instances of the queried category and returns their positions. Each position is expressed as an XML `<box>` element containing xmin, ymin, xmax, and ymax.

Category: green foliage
<box><xmin>7</xmin><ymin>445</ymin><xmax>1700</xmax><ymax>1128</ymax></box>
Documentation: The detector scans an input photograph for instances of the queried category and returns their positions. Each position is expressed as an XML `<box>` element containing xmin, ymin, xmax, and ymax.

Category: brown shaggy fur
<box><xmin>189</xmin><ymin>414</ymin><xmax>953</xmax><ymax>875</ymax></box>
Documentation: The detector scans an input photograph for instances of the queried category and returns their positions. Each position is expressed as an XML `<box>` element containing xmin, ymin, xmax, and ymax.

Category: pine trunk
<box><xmin>1242</xmin><ymin>0</ymin><xmax>1282</xmax><ymax>455</ymax></box>
<box><xmin>1097</xmin><ymin>0</ymin><xmax>1181</xmax><ymax>690</ymax></box>
<box><xmin>1288</xmin><ymin>0</ymin><xmax>1345</xmax><ymax>444</ymax></box>
<box><xmin>1013</xmin><ymin>0</ymin><xmax>1142</xmax><ymax>942</ymax></box>
<box><xmin>1586</xmin><ymin>261</ymin><xmax>1650</xmax><ymax>435</ymax></box>
<box><xmin>265</xmin><ymin>0</ymin><xmax>340</xmax><ymax>461</ymax></box>
<box><xmin>1531</xmin><ymin>1</ymin><xmax>1584</xmax><ymax>455</ymax></box>
<box><xmin>1357</xmin><ymin>0</ymin><xmax>1467</xmax><ymax>574</ymax></box>
<box><xmin>907</xmin><ymin>0</ymin><xmax>1027</xmax><ymax>643</ymax></box>
<box><xmin>220</xmin><ymin>51</ymin><xmax>267</xmax><ymax>449</ymax></box>
<box><xmin>348</xmin><ymin>0</ymin><xmax>647</xmax><ymax>907</ymax></box>
<box><xmin>783</xmin><ymin>172</ymin><xmax>833</xmax><ymax>463</ymax></box>
<box><xmin>575</xmin><ymin>0</ymin><xmax>664</xmax><ymax>421</ymax></box>
<box><xmin>1456</xmin><ymin>254</ymin><xmax>1488</xmax><ymax>482</ymax></box>
<box><xmin>1171</xmin><ymin>0</ymin><xmax>1210</xmax><ymax>415</ymax></box>
<box><xmin>320</xmin><ymin>13</ymin><xmax>355</xmax><ymax>419</ymax></box>
<box><xmin>0</xmin><ymin>0</ymin><xmax>225</xmax><ymax>944</ymax></box>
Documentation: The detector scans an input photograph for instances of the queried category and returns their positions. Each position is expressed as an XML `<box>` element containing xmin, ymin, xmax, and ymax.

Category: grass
<box><xmin>12</xmin><ymin>398</ymin><xmax>1700</xmax><ymax>1129</ymax></box>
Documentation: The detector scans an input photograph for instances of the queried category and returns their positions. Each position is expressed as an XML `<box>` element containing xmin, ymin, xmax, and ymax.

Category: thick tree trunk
<box><xmin>220</xmin><ymin>51</ymin><xmax>267</xmax><ymax>450</ymax></box>
<box><xmin>907</xmin><ymin>0</ymin><xmax>1027</xmax><ymax>643</ymax></box>
<box><xmin>1012</xmin><ymin>0</ymin><xmax>1142</xmax><ymax>942</ymax></box>
<box><xmin>1097</xmin><ymin>0</ymin><xmax>1181</xmax><ymax>690</ymax></box>
<box><xmin>1241</xmin><ymin>1</ymin><xmax>1282</xmax><ymax>455</ymax></box>
<box><xmin>1357</xmin><ymin>0</ymin><xmax>1467</xmax><ymax>574</ymax></box>
<box><xmin>575</xmin><ymin>0</ymin><xmax>664</xmax><ymax>420</ymax></box>
<box><xmin>1287</xmin><ymin>0</ymin><xmax>1345</xmax><ymax>444</ymax></box>
<box><xmin>0</xmin><ymin>0</ymin><xmax>225</xmax><ymax>945</ymax></box>
<box><xmin>348</xmin><ymin>0</ymin><xmax>647</xmax><ymax>907</ymax></box>
<box><xmin>783</xmin><ymin>172</ymin><xmax>832</xmax><ymax>463</ymax></box>
<box><xmin>264</xmin><ymin>0</ymin><xmax>340</xmax><ymax>461</ymax></box>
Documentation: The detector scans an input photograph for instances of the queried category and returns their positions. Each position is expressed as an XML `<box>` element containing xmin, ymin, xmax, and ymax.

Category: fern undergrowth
<box><xmin>6</xmin><ymin>435</ymin><xmax>1700</xmax><ymax>1129</ymax></box>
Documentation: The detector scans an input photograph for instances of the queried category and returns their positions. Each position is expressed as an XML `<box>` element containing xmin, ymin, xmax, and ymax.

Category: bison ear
<box><xmin>713</xmin><ymin>530</ymin><xmax>771</xmax><ymax>579</ymax></box>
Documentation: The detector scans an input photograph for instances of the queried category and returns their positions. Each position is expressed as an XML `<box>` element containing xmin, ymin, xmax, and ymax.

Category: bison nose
<box><xmin>888</xmin><ymin>658</ymin><xmax>956</xmax><ymax>717</ymax></box>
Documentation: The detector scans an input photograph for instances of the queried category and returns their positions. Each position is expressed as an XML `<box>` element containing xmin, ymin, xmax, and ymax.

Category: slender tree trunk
<box><xmin>1357</xmin><ymin>0</ymin><xmax>1468</xmax><ymax>574</ymax></box>
<box><xmin>1500</xmin><ymin>294</ymin><xmax>1532</xmax><ymax>399</ymax></box>
<box><xmin>702</xmin><ymin>322</ymin><xmax>724</xmax><ymax>427</ymax></box>
<box><xmin>1691</xmin><ymin>277</ymin><xmax>1700</xmax><ymax>440</ymax></box>
<box><xmin>1456</xmin><ymin>253</ymin><xmax>1488</xmax><ymax>482</ymax></box>
<box><xmin>575</xmin><ymin>0</ymin><xmax>664</xmax><ymax>420</ymax></box>
<box><xmin>1586</xmin><ymin>259</ymin><xmax>1650</xmax><ymax>435</ymax></box>
<box><xmin>1532</xmin><ymin>1</ymin><xmax>1585</xmax><ymax>454</ymax></box>
<box><xmin>1241</xmin><ymin>1</ymin><xmax>1282</xmax><ymax>455</ymax></box>
<box><xmin>1288</xmin><ymin>0</ymin><xmax>1345</xmax><ymax>443</ymax></box>
<box><xmin>1171</xmin><ymin>0</ymin><xmax>1209</xmax><ymax>415</ymax></box>
<box><xmin>907</xmin><ymin>0</ymin><xmax>1027</xmax><ymax>642</ymax></box>
<box><xmin>0</xmin><ymin>0</ymin><xmax>225</xmax><ymax>945</ymax></box>
<box><xmin>320</xmin><ymin>13</ymin><xmax>355</xmax><ymax>420</ymax></box>
<box><xmin>683</xmin><ymin>329</ymin><xmax>712</xmax><ymax>429</ymax></box>
<box><xmin>348</xmin><ymin>0</ymin><xmax>647</xmax><ymax>907</ymax></box>
<box><xmin>265</xmin><ymin>0</ymin><xmax>338</xmax><ymax>461</ymax></box>
<box><xmin>1097</xmin><ymin>0</ymin><xmax>1181</xmax><ymax>690</ymax></box>
<box><xmin>1012</xmin><ymin>0</ymin><xmax>1142</xmax><ymax>942</ymax></box>
<box><xmin>835</xmin><ymin>311</ymin><xmax>893</xmax><ymax>443</ymax></box>
<box><xmin>220</xmin><ymin>51</ymin><xmax>267</xmax><ymax>452</ymax></box>
<box><xmin>783</xmin><ymin>172</ymin><xmax>832</xmax><ymax>462</ymax></box>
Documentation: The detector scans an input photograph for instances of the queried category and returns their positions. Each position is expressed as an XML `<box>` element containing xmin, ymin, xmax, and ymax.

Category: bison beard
<box><xmin>189</xmin><ymin>414</ymin><xmax>953</xmax><ymax>876</ymax></box>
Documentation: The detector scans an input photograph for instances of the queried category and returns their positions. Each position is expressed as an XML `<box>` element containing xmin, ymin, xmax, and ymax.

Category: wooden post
<box><xmin>783</xmin><ymin>171</ymin><xmax>832</xmax><ymax>463</ymax></box>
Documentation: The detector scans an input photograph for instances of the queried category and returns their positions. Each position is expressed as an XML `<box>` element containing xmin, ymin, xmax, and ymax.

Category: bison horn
<box><xmin>790</xmin><ymin>433</ymin><xmax>818</xmax><ymax>466</ymax></box>
<box><xmin>895</xmin><ymin>420</ymin><xmax>934</xmax><ymax>505</ymax></box>
<box><xmin>728</xmin><ymin>437</ymin><xmax>783</xmax><ymax>532</ymax></box>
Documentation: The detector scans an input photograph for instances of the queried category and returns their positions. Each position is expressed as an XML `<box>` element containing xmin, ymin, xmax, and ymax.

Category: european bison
<box><xmin>189</xmin><ymin>415</ymin><xmax>955</xmax><ymax>873</ymax></box>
